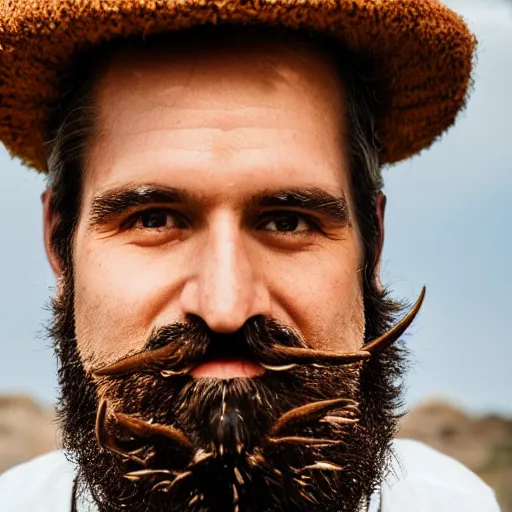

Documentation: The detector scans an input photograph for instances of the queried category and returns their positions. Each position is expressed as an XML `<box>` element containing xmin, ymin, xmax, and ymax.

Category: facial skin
<box><xmin>47</xmin><ymin>38</ymin><xmax>367</xmax><ymax>374</ymax></box>
<box><xmin>43</xmin><ymin>33</ymin><xmax>404</xmax><ymax>512</ymax></box>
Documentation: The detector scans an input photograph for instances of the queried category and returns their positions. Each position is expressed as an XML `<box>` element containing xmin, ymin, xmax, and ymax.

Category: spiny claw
<box><xmin>320</xmin><ymin>416</ymin><xmax>358</xmax><ymax>425</ymax></box>
<box><xmin>95</xmin><ymin>399</ymin><xmax>108</xmax><ymax>449</ymax></box>
<box><xmin>151</xmin><ymin>471</ymin><xmax>192</xmax><ymax>494</ymax></box>
<box><xmin>94</xmin><ymin>399</ymin><xmax>147</xmax><ymax>467</ymax></box>
<box><xmin>302</xmin><ymin>461</ymin><xmax>344</xmax><ymax>472</ymax></box>
<box><xmin>114</xmin><ymin>412</ymin><xmax>194</xmax><ymax>453</ymax></box>
<box><xmin>267</xmin><ymin>436</ymin><xmax>342</xmax><ymax>446</ymax></box>
<box><xmin>191</xmin><ymin>449</ymin><xmax>214</xmax><ymax>466</ymax></box>
<box><xmin>124</xmin><ymin>469</ymin><xmax>176</xmax><ymax>481</ymax></box>
<box><xmin>234</xmin><ymin>467</ymin><xmax>245</xmax><ymax>486</ymax></box>
<box><xmin>270</xmin><ymin>398</ymin><xmax>357</xmax><ymax>436</ymax></box>
<box><xmin>151</xmin><ymin>480</ymin><xmax>173</xmax><ymax>493</ymax></box>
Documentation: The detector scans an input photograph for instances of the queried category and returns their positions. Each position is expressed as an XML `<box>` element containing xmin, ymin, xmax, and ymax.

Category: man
<box><xmin>0</xmin><ymin>1</ymin><xmax>500</xmax><ymax>511</ymax></box>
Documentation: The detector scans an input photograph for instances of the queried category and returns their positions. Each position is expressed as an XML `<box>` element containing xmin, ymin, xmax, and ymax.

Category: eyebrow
<box><xmin>88</xmin><ymin>184</ymin><xmax>351</xmax><ymax>228</ymax></box>
<box><xmin>89</xmin><ymin>186</ymin><xmax>186</xmax><ymax>227</ymax></box>
<box><xmin>254</xmin><ymin>187</ymin><xmax>351</xmax><ymax>226</ymax></box>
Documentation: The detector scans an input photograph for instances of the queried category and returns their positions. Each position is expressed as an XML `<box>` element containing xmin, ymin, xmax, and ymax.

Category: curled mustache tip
<box><xmin>92</xmin><ymin>342</ymin><xmax>181</xmax><ymax>377</ymax></box>
<box><xmin>160</xmin><ymin>368</ymin><xmax>190</xmax><ymax>378</ymax></box>
<box><xmin>266</xmin><ymin>345</ymin><xmax>371</xmax><ymax>367</ymax></box>
<box><xmin>363</xmin><ymin>286</ymin><xmax>426</xmax><ymax>355</ymax></box>
<box><xmin>259</xmin><ymin>363</ymin><xmax>297</xmax><ymax>372</ymax></box>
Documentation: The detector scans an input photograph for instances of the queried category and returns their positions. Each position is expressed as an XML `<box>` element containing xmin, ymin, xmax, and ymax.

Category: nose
<box><xmin>179</xmin><ymin>212</ymin><xmax>271</xmax><ymax>333</ymax></box>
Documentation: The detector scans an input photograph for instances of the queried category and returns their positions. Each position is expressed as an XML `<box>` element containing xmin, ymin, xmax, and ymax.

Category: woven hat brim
<box><xmin>0</xmin><ymin>0</ymin><xmax>476</xmax><ymax>171</ymax></box>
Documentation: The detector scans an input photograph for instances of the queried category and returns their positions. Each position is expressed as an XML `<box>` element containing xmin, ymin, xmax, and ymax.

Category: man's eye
<box><xmin>131</xmin><ymin>209</ymin><xmax>178</xmax><ymax>229</ymax></box>
<box><xmin>261</xmin><ymin>213</ymin><xmax>313</xmax><ymax>233</ymax></box>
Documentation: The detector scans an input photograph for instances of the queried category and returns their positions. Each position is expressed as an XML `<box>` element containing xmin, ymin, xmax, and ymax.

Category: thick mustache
<box><xmin>93</xmin><ymin>287</ymin><xmax>425</xmax><ymax>378</ymax></box>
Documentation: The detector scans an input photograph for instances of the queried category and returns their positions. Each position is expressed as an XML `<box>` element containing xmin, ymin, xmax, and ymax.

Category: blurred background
<box><xmin>0</xmin><ymin>0</ymin><xmax>510</xmax><ymax>509</ymax></box>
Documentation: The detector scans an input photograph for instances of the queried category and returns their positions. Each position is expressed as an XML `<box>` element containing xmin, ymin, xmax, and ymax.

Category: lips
<box><xmin>190</xmin><ymin>339</ymin><xmax>265</xmax><ymax>378</ymax></box>
<box><xmin>190</xmin><ymin>358</ymin><xmax>265</xmax><ymax>378</ymax></box>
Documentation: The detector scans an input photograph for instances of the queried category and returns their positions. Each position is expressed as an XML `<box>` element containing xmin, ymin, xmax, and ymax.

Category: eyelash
<box><xmin>121</xmin><ymin>209</ymin><xmax>185</xmax><ymax>231</ymax></box>
<box><xmin>258</xmin><ymin>212</ymin><xmax>326</xmax><ymax>236</ymax></box>
<box><xmin>121</xmin><ymin>208</ymin><xmax>326</xmax><ymax>236</ymax></box>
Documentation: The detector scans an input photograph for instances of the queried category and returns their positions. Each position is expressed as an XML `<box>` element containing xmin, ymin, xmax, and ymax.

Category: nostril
<box><xmin>202</xmin><ymin>332</ymin><xmax>255</xmax><ymax>362</ymax></box>
<box><xmin>191</xmin><ymin>330</ymin><xmax>265</xmax><ymax>379</ymax></box>
<box><xmin>179</xmin><ymin>269</ymin><xmax>271</xmax><ymax>335</ymax></box>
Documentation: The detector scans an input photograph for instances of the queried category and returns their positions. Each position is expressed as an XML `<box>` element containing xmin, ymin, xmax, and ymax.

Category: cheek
<box><xmin>269</xmin><ymin>240</ymin><xmax>365</xmax><ymax>353</ymax></box>
<box><xmin>72</xmin><ymin>243</ymin><xmax>184</xmax><ymax>366</ymax></box>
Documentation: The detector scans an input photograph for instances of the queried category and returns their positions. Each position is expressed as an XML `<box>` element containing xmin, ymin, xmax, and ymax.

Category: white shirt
<box><xmin>0</xmin><ymin>439</ymin><xmax>501</xmax><ymax>511</ymax></box>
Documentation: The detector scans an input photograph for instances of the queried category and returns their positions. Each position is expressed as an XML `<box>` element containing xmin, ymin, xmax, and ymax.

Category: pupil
<box><xmin>142</xmin><ymin>211</ymin><xmax>167</xmax><ymax>228</ymax></box>
<box><xmin>275</xmin><ymin>215</ymin><xmax>299</xmax><ymax>232</ymax></box>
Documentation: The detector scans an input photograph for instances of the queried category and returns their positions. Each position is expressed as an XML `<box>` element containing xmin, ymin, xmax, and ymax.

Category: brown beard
<box><xmin>50</xmin><ymin>269</ymin><xmax>410</xmax><ymax>512</ymax></box>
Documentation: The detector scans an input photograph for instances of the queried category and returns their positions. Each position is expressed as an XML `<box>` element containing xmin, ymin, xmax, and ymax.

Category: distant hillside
<box><xmin>398</xmin><ymin>398</ymin><xmax>512</xmax><ymax>512</ymax></box>
<box><xmin>0</xmin><ymin>395</ymin><xmax>510</xmax><ymax>510</ymax></box>
<box><xmin>0</xmin><ymin>395</ymin><xmax>58</xmax><ymax>474</ymax></box>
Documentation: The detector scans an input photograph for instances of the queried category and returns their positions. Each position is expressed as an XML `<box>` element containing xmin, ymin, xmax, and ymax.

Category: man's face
<box><xmin>72</xmin><ymin>39</ymin><xmax>365</xmax><ymax>373</ymax></box>
<box><xmin>45</xmin><ymin>35</ymin><xmax>401</xmax><ymax>512</ymax></box>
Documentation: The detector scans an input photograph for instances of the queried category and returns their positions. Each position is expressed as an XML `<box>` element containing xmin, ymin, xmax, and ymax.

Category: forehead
<box><xmin>84</xmin><ymin>31</ymin><xmax>350</xmax><ymax>198</ymax></box>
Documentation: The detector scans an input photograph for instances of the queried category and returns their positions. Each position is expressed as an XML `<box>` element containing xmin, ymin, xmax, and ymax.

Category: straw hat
<box><xmin>0</xmin><ymin>0</ymin><xmax>476</xmax><ymax>172</ymax></box>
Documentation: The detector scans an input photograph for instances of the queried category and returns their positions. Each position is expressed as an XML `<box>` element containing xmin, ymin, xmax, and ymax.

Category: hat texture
<box><xmin>0</xmin><ymin>0</ymin><xmax>476</xmax><ymax>172</ymax></box>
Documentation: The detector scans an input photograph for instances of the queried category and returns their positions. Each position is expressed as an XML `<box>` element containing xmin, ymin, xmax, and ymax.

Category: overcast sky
<box><xmin>0</xmin><ymin>0</ymin><xmax>510</xmax><ymax>415</ymax></box>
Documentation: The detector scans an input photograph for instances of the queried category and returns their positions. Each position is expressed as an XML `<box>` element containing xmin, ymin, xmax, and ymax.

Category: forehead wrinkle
<box><xmin>83</xmin><ymin>35</ymin><xmax>351</xmax><ymax>213</ymax></box>
<box><xmin>92</xmin><ymin>37</ymin><xmax>346</xmax><ymax>131</ymax></box>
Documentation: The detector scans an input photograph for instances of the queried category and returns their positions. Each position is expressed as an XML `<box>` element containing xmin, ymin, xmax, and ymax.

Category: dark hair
<box><xmin>48</xmin><ymin>31</ymin><xmax>407</xmax><ymax>509</ymax></box>
<box><xmin>45</xmin><ymin>25</ymin><xmax>387</xmax><ymax>340</ymax></box>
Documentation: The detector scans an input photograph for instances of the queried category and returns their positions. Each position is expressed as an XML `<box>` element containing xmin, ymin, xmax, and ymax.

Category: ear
<box><xmin>42</xmin><ymin>189</ymin><xmax>63</xmax><ymax>278</ymax></box>
<box><xmin>373</xmin><ymin>192</ymin><xmax>386</xmax><ymax>290</ymax></box>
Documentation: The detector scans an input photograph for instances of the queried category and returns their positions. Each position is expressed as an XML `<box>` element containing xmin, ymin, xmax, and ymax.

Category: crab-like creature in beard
<box><xmin>85</xmin><ymin>289</ymin><xmax>425</xmax><ymax>512</ymax></box>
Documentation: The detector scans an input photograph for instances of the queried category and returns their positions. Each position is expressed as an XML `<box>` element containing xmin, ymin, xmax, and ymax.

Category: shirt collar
<box><xmin>75</xmin><ymin>477</ymin><xmax>381</xmax><ymax>511</ymax></box>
